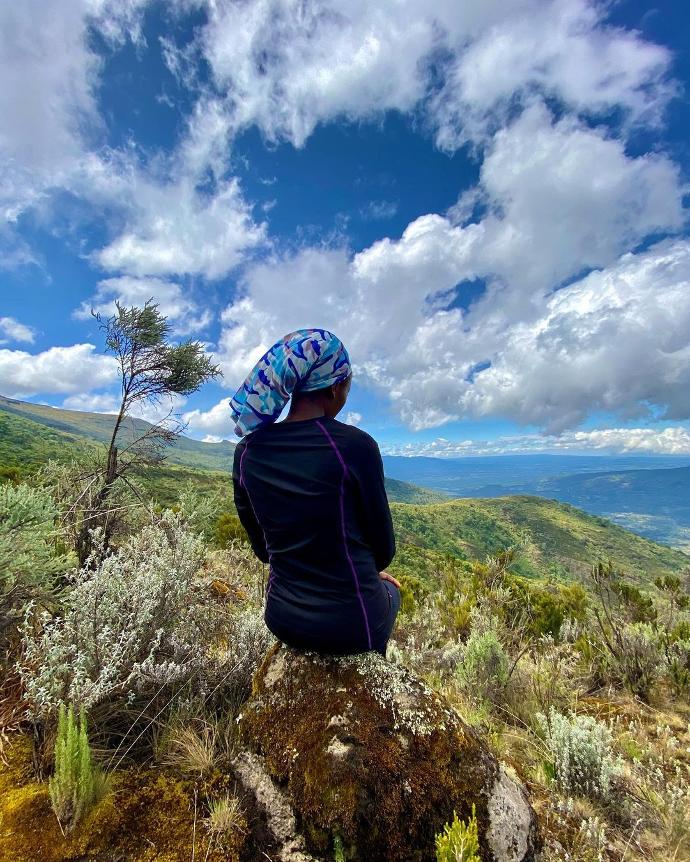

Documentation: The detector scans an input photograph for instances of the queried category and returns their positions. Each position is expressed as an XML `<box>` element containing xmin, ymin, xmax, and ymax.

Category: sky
<box><xmin>1</xmin><ymin>0</ymin><xmax>689</xmax><ymax>457</ymax></box>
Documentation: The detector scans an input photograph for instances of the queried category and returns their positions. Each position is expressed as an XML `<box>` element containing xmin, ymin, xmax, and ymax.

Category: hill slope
<box><xmin>0</xmin><ymin>395</ymin><xmax>236</xmax><ymax>473</ymax></box>
<box><xmin>3</xmin><ymin>399</ymin><xmax>687</xmax><ymax>582</ymax></box>
<box><xmin>389</xmin><ymin>495</ymin><xmax>690</xmax><ymax>585</ymax></box>
<box><xmin>0</xmin><ymin>407</ymin><xmax>442</xmax><ymax>505</ymax></box>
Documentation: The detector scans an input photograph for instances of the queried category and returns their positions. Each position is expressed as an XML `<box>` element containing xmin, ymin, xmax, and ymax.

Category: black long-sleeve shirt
<box><xmin>232</xmin><ymin>415</ymin><xmax>396</xmax><ymax>653</ymax></box>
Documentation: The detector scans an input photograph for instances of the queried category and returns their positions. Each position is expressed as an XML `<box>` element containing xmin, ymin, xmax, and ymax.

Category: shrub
<box><xmin>49</xmin><ymin>702</ymin><xmax>110</xmax><ymax>832</ymax></box>
<box><xmin>435</xmin><ymin>804</ymin><xmax>480</xmax><ymax>862</ymax></box>
<box><xmin>536</xmin><ymin>707</ymin><xmax>623</xmax><ymax>801</ymax></box>
<box><xmin>455</xmin><ymin>626</ymin><xmax>509</xmax><ymax>706</ymax></box>
<box><xmin>0</xmin><ymin>483</ymin><xmax>71</xmax><ymax>642</ymax></box>
<box><xmin>214</xmin><ymin>512</ymin><xmax>247</xmax><ymax>549</ymax></box>
<box><xmin>19</xmin><ymin>511</ymin><xmax>208</xmax><ymax>717</ymax></box>
<box><xmin>666</xmin><ymin>638</ymin><xmax>690</xmax><ymax>697</ymax></box>
<box><xmin>603</xmin><ymin>622</ymin><xmax>661</xmax><ymax>700</ymax></box>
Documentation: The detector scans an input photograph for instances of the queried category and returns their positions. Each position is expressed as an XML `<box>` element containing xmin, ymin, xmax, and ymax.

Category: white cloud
<box><xmin>432</xmin><ymin>0</ymin><xmax>673</xmax><ymax>148</ymax></box>
<box><xmin>63</xmin><ymin>390</ymin><xmax>188</xmax><ymax>426</ymax></box>
<box><xmin>0</xmin><ymin>4</ymin><xmax>264</xmax><ymax>281</ymax></box>
<box><xmin>196</xmin><ymin>0</ymin><xmax>673</xmax><ymax>149</ymax></box>
<box><xmin>75</xmin><ymin>276</ymin><xmax>212</xmax><ymax>335</ymax></box>
<box><xmin>94</xmin><ymin>172</ymin><xmax>265</xmax><ymax>280</ymax></box>
<box><xmin>62</xmin><ymin>392</ymin><xmax>120</xmax><ymax>414</ymax></box>
<box><xmin>382</xmin><ymin>426</ymin><xmax>690</xmax><ymax>457</ymax></box>
<box><xmin>0</xmin><ymin>316</ymin><xmax>35</xmax><ymax>344</ymax></box>
<box><xmin>344</xmin><ymin>411</ymin><xmax>363</xmax><ymax>426</ymax></box>
<box><xmin>0</xmin><ymin>344</ymin><xmax>118</xmax><ymax>398</ymax></box>
<box><xmin>213</xmin><ymin>101</ymin><xmax>686</xmax><ymax>434</ymax></box>
<box><xmin>183</xmin><ymin>398</ymin><xmax>233</xmax><ymax>437</ymax></box>
<box><xmin>360</xmin><ymin>200</ymin><xmax>398</xmax><ymax>221</ymax></box>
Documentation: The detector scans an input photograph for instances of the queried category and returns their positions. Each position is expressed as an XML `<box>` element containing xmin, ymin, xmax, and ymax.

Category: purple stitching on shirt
<box><xmin>239</xmin><ymin>439</ymin><xmax>275</xmax><ymax>594</ymax></box>
<box><xmin>315</xmin><ymin>419</ymin><xmax>373</xmax><ymax>650</ymax></box>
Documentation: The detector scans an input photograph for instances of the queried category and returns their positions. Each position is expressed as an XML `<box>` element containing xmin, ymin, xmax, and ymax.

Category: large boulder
<box><xmin>236</xmin><ymin>643</ymin><xmax>539</xmax><ymax>862</ymax></box>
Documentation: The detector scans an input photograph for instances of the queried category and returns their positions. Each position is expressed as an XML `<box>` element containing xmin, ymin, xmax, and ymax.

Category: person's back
<box><xmin>233</xmin><ymin>414</ymin><xmax>398</xmax><ymax>655</ymax></box>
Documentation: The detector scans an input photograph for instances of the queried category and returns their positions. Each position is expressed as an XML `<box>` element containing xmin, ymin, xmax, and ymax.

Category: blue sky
<box><xmin>1</xmin><ymin>0</ymin><xmax>689</xmax><ymax>457</ymax></box>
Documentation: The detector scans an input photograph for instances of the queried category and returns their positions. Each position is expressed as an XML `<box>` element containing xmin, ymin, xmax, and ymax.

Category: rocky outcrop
<box><xmin>236</xmin><ymin>643</ymin><xmax>539</xmax><ymax>862</ymax></box>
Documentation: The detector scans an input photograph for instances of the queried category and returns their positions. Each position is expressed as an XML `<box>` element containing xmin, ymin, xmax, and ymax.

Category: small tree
<box><xmin>75</xmin><ymin>300</ymin><xmax>221</xmax><ymax>564</ymax></box>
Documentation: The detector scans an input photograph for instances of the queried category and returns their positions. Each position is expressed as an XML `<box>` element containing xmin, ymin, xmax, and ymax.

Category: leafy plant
<box><xmin>536</xmin><ymin>707</ymin><xmax>622</xmax><ymax>801</ymax></box>
<box><xmin>435</xmin><ymin>804</ymin><xmax>480</xmax><ymax>862</ymax></box>
<box><xmin>19</xmin><ymin>511</ymin><xmax>208</xmax><ymax>717</ymax></box>
<box><xmin>0</xmin><ymin>483</ymin><xmax>71</xmax><ymax>645</ymax></box>
<box><xmin>49</xmin><ymin>702</ymin><xmax>110</xmax><ymax>832</ymax></box>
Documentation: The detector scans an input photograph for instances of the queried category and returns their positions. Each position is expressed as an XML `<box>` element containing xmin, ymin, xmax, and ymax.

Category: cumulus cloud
<box><xmin>75</xmin><ymin>276</ymin><xmax>212</xmax><ymax>335</ymax></box>
<box><xmin>194</xmin><ymin>0</ymin><xmax>672</xmax><ymax>148</ymax></box>
<box><xmin>94</xmin><ymin>172</ymin><xmax>265</xmax><ymax>279</ymax></box>
<box><xmin>62</xmin><ymin>390</ymin><xmax>188</xmax><ymax>427</ymax></box>
<box><xmin>213</xmin><ymin>101</ymin><xmax>687</xmax><ymax>435</ymax></box>
<box><xmin>0</xmin><ymin>344</ymin><xmax>118</xmax><ymax>398</ymax></box>
<box><xmin>62</xmin><ymin>392</ymin><xmax>120</xmax><ymax>413</ymax></box>
<box><xmin>0</xmin><ymin>316</ymin><xmax>35</xmax><ymax>344</ymax></box>
<box><xmin>182</xmin><ymin>398</ymin><xmax>233</xmax><ymax>437</ymax></box>
<box><xmin>382</xmin><ymin>426</ymin><xmax>690</xmax><ymax>457</ymax></box>
<box><xmin>1</xmin><ymin>5</ymin><xmax>264</xmax><ymax>281</ymax></box>
<box><xmin>344</xmin><ymin>411</ymin><xmax>363</xmax><ymax>426</ymax></box>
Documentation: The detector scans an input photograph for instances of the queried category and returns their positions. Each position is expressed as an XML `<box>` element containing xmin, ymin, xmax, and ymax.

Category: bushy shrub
<box><xmin>19</xmin><ymin>511</ymin><xmax>208</xmax><ymax>717</ymax></box>
<box><xmin>665</xmin><ymin>638</ymin><xmax>690</xmax><ymax>697</ymax></box>
<box><xmin>602</xmin><ymin>622</ymin><xmax>661</xmax><ymax>701</ymax></box>
<box><xmin>0</xmin><ymin>483</ymin><xmax>71</xmax><ymax>643</ymax></box>
<box><xmin>455</xmin><ymin>624</ymin><xmax>510</xmax><ymax>706</ymax></box>
<box><xmin>49</xmin><ymin>702</ymin><xmax>110</xmax><ymax>832</ymax></box>
<box><xmin>536</xmin><ymin>707</ymin><xmax>623</xmax><ymax>801</ymax></box>
<box><xmin>435</xmin><ymin>804</ymin><xmax>480</xmax><ymax>862</ymax></box>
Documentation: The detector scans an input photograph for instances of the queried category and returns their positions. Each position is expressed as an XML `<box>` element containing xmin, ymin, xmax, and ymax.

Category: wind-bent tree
<box><xmin>75</xmin><ymin>300</ymin><xmax>221</xmax><ymax>565</ymax></box>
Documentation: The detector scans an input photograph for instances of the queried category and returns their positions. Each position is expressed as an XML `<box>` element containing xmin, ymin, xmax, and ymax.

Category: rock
<box><xmin>238</xmin><ymin>643</ymin><xmax>539</xmax><ymax>862</ymax></box>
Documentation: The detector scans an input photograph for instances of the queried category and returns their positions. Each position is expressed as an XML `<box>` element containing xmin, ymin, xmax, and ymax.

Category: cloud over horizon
<box><xmin>1</xmin><ymin>0</ymin><xmax>688</xmax><ymax>453</ymax></box>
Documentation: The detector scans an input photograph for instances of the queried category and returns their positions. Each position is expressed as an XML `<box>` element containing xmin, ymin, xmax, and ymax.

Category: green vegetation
<box><xmin>434</xmin><ymin>804</ymin><xmax>480</xmax><ymax>862</ymax></box>
<box><xmin>49</xmin><ymin>703</ymin><xmax>110</xmax><ymax>832</ymax></box>
<box><xmin>0</xmin><ymin>394</ymin><xmax>236</xmax><ymax>473</ymax></box>
<box><xmin>390</xmin><ymin>495</ymin><xmax>690</xmax><ymax>587</ymax></box>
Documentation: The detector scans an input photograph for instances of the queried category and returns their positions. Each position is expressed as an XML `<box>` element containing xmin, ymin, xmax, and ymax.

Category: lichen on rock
<box><xmin>238</xmin><ymin>642</ymin><xmax>540</xmax><ymax>862</ymax></box>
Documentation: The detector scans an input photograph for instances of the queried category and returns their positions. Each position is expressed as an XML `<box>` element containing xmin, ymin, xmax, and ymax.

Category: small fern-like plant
<box><xmin>49</xmin><ymin>702</ymin><xmax>110</xmax><ymax>832</ymax></box>
<box><xmin>435</xmin><ymin>804</ymin><xmax>480</xmax><ymax>862</ymax></box>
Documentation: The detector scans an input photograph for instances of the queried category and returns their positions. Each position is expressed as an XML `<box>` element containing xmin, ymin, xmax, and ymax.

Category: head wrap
<box><xmin>229</xmin><ymin>328</ymin><xmax>351</xmax><ymax>437</ymax></box>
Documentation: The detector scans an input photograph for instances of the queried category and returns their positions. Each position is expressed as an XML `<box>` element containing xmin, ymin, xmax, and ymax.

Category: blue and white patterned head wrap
<box><xmin>229</xmin><ymin>328</ymin><xmax>351</xmax><ymax>437</ymax></box>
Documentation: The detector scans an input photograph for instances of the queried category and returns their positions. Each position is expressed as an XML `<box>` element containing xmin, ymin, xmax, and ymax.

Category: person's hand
<box><xmin>379</xmin><ymin>570</ymin><xmax>401</xmax><ymax>589</ymax></box>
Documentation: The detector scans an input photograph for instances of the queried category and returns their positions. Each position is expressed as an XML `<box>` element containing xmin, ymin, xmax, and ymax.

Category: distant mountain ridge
<box><xmin>383</xmin><ymin>452</ymin><xmax>690</xmax><ymax>551</ymax></box>
<box><xmin>0</xmin><ymin>395</ymin><xmax>236</xmax><ymax>473</ymax></box>
<box><xmin>0</xmin><ymin>398</ymin><xmax>445</xmax><ymax>506</ymax></box>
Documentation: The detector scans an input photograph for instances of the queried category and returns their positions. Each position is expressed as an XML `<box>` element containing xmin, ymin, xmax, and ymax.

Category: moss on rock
<box><xmin>239</xmin><ymin>643</ymin><xmax>539</xmax><ymax>862</ymax></box>
<box><xmin>0</xmin><ymin>732</ymin><xmax>246</xmax><ymax>862</ymax></box>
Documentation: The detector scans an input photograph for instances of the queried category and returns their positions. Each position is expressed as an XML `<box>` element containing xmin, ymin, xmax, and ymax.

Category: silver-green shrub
<box><xmin>18</xmin><ymin>511</ymin><xmax>208</xmax><ymax>717</ymax></box>
<box><xmin>1</xmin><ymin>482</ymin><xmax>72</xmax><ymax>642</ymax></box>
<box><xmin>0</xmin><ymin>482</ymin><xmax>71</xmax><ymax>593</ymax></box>
<box><xmin>455</xmin><ymin>624</ymin><xmax>509</xmax><ymax>706</ymax></box>
<box><xmin>536</xmin><ymin>707</ymin><xmax>623</xmax><ymax>801</ymax></box>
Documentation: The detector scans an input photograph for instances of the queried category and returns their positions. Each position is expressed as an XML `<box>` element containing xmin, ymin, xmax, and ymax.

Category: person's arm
<box><xmin>232</xmin><ymin>441</ymin><xmax>270</xmax><ymax>564</ymax></box>
<box><xmin>349</xmin><ymin>432</ymin><xmax>396</xmax><ymax>571</ymax></box>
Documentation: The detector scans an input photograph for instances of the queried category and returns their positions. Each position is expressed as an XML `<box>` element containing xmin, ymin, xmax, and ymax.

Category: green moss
<box><xmin>0</xmin><ymin>733</ymin><xmax>245</xmax><ymax>862</ymax></box>
<box><xmin>240</xmin><ymin>645</ymin><xmax>519</xmax><ymax>862</ymax></box>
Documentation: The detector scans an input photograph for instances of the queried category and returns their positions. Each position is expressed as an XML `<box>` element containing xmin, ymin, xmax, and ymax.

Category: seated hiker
<box><xmin>229</xmin><ymin>328</ymin><xmax>401</xmax><ymax>658</ymax></box>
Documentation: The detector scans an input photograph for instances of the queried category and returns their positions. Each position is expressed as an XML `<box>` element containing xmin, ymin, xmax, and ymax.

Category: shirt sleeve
<box><xmin>232</xmin><ymin>441</ymin><xmax>270</xmax><ymax>564</ymax></box>
<box><xmin>348</xmin><ymin>432</ymin><xmax>396</xmax><ymax>571</ymax></box>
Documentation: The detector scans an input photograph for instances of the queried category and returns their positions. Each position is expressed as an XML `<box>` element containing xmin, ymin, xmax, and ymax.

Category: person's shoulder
<box><xmin>329</xmin><ymin>418</ymin><xmax>380</xmax><ymax>454</ymax></box>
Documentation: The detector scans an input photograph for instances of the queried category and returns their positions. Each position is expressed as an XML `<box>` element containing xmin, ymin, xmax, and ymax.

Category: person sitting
<box><xmin>229</xmin><ymin>327</ymin><xmax>401</xmax><ymax>657</ymax></box>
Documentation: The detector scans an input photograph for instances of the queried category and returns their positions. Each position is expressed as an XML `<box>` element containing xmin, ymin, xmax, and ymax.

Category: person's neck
<box><xmin>281</xmin><ymin>405</ymin><xmax>328</xmax><ymax>423</ymax></box>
